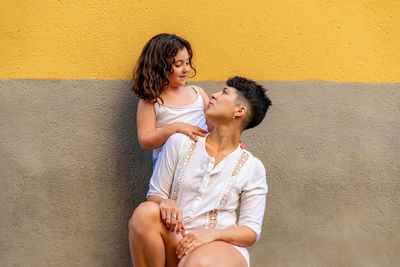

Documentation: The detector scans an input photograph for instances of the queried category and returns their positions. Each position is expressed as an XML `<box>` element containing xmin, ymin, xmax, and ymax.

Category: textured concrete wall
<box><xmin>1</xmin><ymin>79</ymin><xmax>399</xmax><ymax>266</ymax></box>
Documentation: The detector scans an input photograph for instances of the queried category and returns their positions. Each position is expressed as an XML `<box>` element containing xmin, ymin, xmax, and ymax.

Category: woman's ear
<box><xmin>234</xmin><ymin>105</ymin><xmax>247</xmax><ymax>118</ymax></box>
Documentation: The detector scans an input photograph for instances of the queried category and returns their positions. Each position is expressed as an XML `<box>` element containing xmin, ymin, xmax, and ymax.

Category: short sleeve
<box><xmin>238</xmin><ymin>157</ymin><xmax>268</xmax><ymax>241</ymax></box>
<box><xmin>146</xmin><ymin>133</ymin><xmax>186</xmax><ymax>199</ymax></box>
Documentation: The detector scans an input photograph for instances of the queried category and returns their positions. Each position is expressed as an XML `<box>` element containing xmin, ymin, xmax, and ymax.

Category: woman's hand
<box><xmin>173</xmin><ymin>122</ymin><xmax>208</xmax><ymax>141</ymax></box>
<box><xmin>176</xmin><ymin>229</ymin><xmax>218</xmax><ymax>259</ymax></box>
<box><xmin>159</xmin><ymin>199</ymin><xmax>184</xmax><ymax>234</ymax></box>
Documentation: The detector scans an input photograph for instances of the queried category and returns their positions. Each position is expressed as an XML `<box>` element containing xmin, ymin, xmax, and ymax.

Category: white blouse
<box><xmin>147</xmin><ymin>133</ymin><xmax>268</xmax><ymax>241</ymax></box>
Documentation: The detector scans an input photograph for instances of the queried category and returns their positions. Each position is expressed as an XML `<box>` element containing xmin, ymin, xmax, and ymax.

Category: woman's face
<box><xmin>205</xmin><ymin>86</ymin><xmax>241</xmax><ymax>124</ymax></box>
<box><xmin>168</xmin><ymin>48</ymin><xmax>191</xmax><ymax>88</ymax></box>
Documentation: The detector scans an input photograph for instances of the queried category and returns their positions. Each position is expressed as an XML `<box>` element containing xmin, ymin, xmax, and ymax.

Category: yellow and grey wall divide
<box><xmin>1</xmin><ymin>1</ymin><xmax>399</xmax><ymax>266</ymax></box>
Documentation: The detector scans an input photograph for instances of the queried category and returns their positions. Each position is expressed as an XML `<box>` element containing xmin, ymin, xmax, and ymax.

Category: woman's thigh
<box><xmin>178</xmin><ymin>241</ymin><xmax>247</xmax><ymax>267</ymax></box>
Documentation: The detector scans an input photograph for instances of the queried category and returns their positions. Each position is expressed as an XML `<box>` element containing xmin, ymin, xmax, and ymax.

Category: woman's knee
<box><xmin>129</xmin><ymin>201</ymin><xmax>160</xmax><ymax>232</ymax></box>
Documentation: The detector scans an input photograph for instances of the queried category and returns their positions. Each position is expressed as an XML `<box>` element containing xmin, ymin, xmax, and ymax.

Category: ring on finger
<box><xmin>172</xmin><ymin>214</ymin><xmax>176</xmax><ymax>219</ymax></box>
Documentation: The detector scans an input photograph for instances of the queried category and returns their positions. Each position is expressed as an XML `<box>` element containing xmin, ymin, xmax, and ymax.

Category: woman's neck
<box><xmin>206</xmin><ymin>124</ymin><xmax>241</xmax><ymax>157</ymax></box>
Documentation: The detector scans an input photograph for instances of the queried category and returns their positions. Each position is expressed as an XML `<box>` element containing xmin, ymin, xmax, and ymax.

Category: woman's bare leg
<box><xmin>178</xmin><ymin>241</ymin><xmax>247</xmax><ymax>267</ymax></box>
<box><xmin>128</xmin><ymin>201</ymin><xmax>181</xmax><ymax>267</ymax></box>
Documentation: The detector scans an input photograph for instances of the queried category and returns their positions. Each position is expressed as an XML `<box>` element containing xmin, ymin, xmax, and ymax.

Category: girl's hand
<box><xmin>159</xmin><ymin>199</ymin><xmax>184</xmax><ymax>234</ymax></box>
<box><xmin>173</xmin><ymin>122</ymin><xmax>208</xmax><ymax>141</ymax></box>
<box><xmin>176</xmin><ymin>229</ymin><xmax>217</xmax><ymax>259</ymax></box>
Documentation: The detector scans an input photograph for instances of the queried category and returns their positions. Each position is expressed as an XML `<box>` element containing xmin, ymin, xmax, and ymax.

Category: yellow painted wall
<box><xmin>1</xmin><ymin>0</ymin><xmax>399</xmax><ymax>82</ymax></box>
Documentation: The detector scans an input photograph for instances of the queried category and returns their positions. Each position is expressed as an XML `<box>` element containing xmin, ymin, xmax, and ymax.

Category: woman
<box><xmin>129</xmin><ymin>76</ymin><xmax>272</xmax><ymax>267</ymax></box>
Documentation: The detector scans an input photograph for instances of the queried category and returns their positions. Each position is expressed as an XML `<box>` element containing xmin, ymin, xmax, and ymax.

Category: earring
<box><xmin>232</xmin><ymin>115</ymin><xmax>236</xmax><ymax>119</ymax></box>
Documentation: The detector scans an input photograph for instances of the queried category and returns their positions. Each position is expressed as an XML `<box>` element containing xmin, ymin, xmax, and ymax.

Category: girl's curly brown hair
<box><xmin>131</xmin><ymin>33</ymin><xmax>196</xmax><ymax>103</ymax></box>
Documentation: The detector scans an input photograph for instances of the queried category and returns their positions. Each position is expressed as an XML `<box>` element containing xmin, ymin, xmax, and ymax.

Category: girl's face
<box><xmin>205</xmin><ymin>86</ymin><xmax>241</xmax><ymax>124</ymax></box>
<box><xmin>168</xmin><ymin>48</ymin><xmax>191</xmax><ymax>88</ymax></box>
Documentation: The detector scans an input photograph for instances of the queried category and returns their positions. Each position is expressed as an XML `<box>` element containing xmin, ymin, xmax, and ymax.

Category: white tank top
<box><xmin>152</xmin><ymin>86</ymin><xmax>208</xmax><ymax>160</ymax></box>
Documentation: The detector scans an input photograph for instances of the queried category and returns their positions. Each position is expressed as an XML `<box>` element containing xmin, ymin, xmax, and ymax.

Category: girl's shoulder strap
<box><xmin>190</xmin><ymin>85</ymin><xmax>199</xmax><ymax>94</ymax></box>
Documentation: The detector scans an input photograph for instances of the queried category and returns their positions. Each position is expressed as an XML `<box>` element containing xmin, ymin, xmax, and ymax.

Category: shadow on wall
<box><xmin>113</xmin><ymin>81</ymin><xmax>153</xmax><ymax>266</ymax></box>
<box><xmin>113</xmin><ymin>81</ymin><xmax>153</xmax><ymax>210</ymax></box>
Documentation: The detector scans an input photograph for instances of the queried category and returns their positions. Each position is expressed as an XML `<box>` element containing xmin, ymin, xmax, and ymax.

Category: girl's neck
<box><xmin>160</xmin><ymin>85</ymin><xmax>185</xmax><ymax>99</ymax></box>
<box><xmin>164</xmin><ymin>83</ymin><xmax>184</xmax><ymax>92</ymax></box>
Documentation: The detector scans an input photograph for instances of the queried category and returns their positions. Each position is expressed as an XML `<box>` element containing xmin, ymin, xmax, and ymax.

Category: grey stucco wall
<box><xmin>1</xmin><ymin>79</ymin><xmax>399</xmax><ymax>267</ymax></box>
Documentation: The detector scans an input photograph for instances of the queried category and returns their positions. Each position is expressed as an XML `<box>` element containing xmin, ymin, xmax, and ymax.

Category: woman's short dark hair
<box><xmin>227</xmin><ymin>76</ymin><xmax>272</xmax><ymax>130</ymax></box>
<box><xmin>131</xmin><ymin>33</ymin><xmax>196</xmax><ymax>102</ymax></box>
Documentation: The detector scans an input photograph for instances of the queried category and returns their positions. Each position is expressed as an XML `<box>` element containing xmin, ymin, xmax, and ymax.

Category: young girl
<box><xmin>132</xmin><ymin>33</ymin><xmax>213</xmax><ymax>167</ymax></box>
